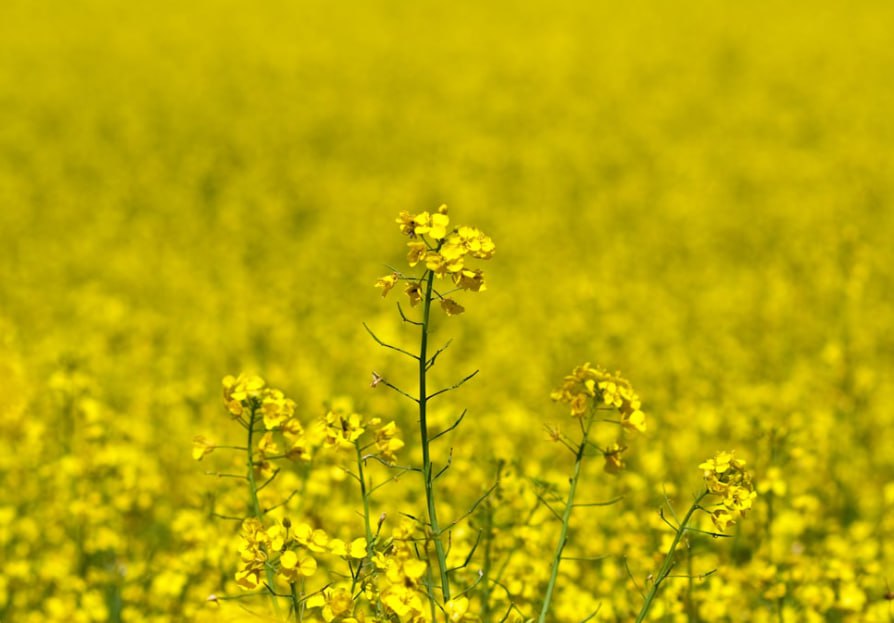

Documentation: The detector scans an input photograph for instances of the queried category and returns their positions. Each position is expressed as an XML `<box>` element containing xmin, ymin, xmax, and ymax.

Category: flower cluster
<box><xmin>375</xmin><ymin>520</ymin><xmax>431</xmax><ymax>620</ymax></box>
<box><xmin>218</xmin><ymin>374</ymin><xmax>313</xmax><ymax>463</ymax></box>
<box><xmin>322</xmin><ymin>401</ymin><xmax>405</xmax><ymax>463</ymax></box>
<box><xmin>550</xmin><ymin>362</ymin><xmax>647</xmax><ymax>433</ymax></box>
<box><xmin>234</xmin><ymin>518</ymin><xmax>318</xmax><ymax>590</ymax></box>
<box><xmin>376</xmin><ymin>205</ymin><xmax>495</xmax><ymax>315</ymax></box>
<box><xmin>699</xmin><ymin>451</ymin><xmax>758</xmax><ymax>531</ymax></box>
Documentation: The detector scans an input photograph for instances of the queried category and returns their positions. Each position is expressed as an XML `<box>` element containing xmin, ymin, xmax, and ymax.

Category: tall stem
<box><xmin>635</xmin><ymin>490</ymin><xmax>709</xmax><ymax>623</ymax></box>
<box><xmin>355</xmin><ymin>443</ymin><xmax>375</xmax><ymax>553</ymax></box>
<box><xmin>419</xmin><ymin>269</ymin><xmax>451</xmax><ymax>605</ymax></box>
<box><xmin>537</xmin><ymin>416</ymin><xmax>594</xmax><ymax>623</ymax></box>
<box><xmin>246</xmin><ymin>404</ymin><xmax>281</xmax><ymax>616</ymax></box>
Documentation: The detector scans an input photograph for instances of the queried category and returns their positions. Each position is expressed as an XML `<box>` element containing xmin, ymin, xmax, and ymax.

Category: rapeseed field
<box><xmin>2</xmin><ymin>1</ymin><xmax>893</xmax><ymax>621</ymax></box>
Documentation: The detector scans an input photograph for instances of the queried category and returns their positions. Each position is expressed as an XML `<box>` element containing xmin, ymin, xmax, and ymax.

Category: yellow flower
<box><xmin>396</xmin><ymin>211</ymin><xmax>420</xmax><ymax>237</ymax></box>
<box><xmin>603</xmin><ymin>442</ymin><xmax>626</xmax><ymax>474</ymax></box>
<box><xmin>699</xmin><ymin>451</ymin><xmax>757</xmax><ymax>531</ymax></box>
<box><xmin>374</xmin><ymin>420</ymin><xmax>405</xmax><ymax>463</ymax></box>
<box><xmin>257</xmin><ymin>432</ymin><xmax>279</xmax><ymax>459</ymax></box>
<box><xmin>445</xmin><ymin>596</ymin><xmax>471</xmax><ymax>622</ymax></box>
<box><xmin>455</xmin><ymin>225</ymin><xmax>495</xmax><ymax>259</ymax></box>
<box><xmin>191</xmin><ymin>435</ymin><xmax>214</xmax><ymax>460</ymax></box>
<box><xmin>222</xmin><ymin>374</ymin><xmax>266</xmax><ymax>416</ymax></box>
<box><xmin>406</xmin><ymin>241</ymin><xmax>427</xmax><ymax>266</ymax></box>
<box><xmin>323</xmin><ymin>409</ymin><xmax>365</xmax><ymax>449</ymax></box>
<box><xmin>440</xmin><ymin>298</ymin><xmax>465</xmax><ymax>316</ymax></box>
<box><xmin>279</xmin><ymin>549</ymin><xmax>317</xmax><ymax>581</ymax></box>
<box><xmin>453</xmin><ymin>267</ymin><xmax>486</xmax><ymax>291</ymax></box>
<box><xmin>349</xmin><ymin>537</ymin><xmax>368</xmax><ymax>559</ymax></box>
<box><xmin>375</xmin><ymin>273</ymin><xmax>399</xmax><ymax>296</ymax></box>
<box><xmin>427</xmin><ymin>212</ymin><xmax>450</xmax><ymax>240</ymax></box>
<box><xmin>293</xmin><ymin>523</ymin><xmax>331</xmax><ymax>553</ymax></box>
<box><xmin>552</xmin><ymin>363</ymin><xmax>646</xmax><ymax>432</ymax></box>
<box><xmin>307</xmin><ymin>587</ymin><xmax>354</xmax><ymax>622</ymax></box>
<box><xmin>261</xmin><ymin>388</ymin><xmax>295</xmax><ymax>429</ymax></box>
<box><xmin>622</xmin><ymin>409</ymin><xmax>647</xmax><ymax>433</ymax></box>
<box><xmin>405</xmin><ymin>282</ymin><xmax>423</xmax><ymax>306</ymax></box>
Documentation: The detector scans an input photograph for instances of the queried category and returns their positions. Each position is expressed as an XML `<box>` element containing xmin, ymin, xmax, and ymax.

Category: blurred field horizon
<box><xmin>2</xmin><ymin>1</ymin><xmax>893</xmax><ymax>621</ymax></box>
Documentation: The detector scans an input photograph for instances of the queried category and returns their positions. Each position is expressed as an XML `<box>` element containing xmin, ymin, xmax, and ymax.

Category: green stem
<box><xmin>290</xmin><ymin>582</ymin><xmax>301</xmax><ymax>622</ymax></box>
<box><xmin>419</xmin><ymin>269</ymin><xmax>452</xmax><ymax>605</ymax></box>
<box><xmin>356</xmin><ymin>443</ymin><xmax>375</xmax><ymax>551</ymax></box>
<box><xmin>537</xmin><ymin>416</ymin><xmax>594</xmax><ymax>623</ymax></box>
<box><xmin>687</xmin><ymin>542</ymin><xmax>696</xmax><ymax>622</ymax></box>
<box><xmin>246</xmin><ymin>404</ymin><xmax>281</xmax><ymax>616</ymax></box>
<box><xmin>352</xmin><ymin>442</ymin><xmax>375</xmax><ymax>593</ymax></box>
<box><xmin>480</xmin><ymin>503</ymin><xmax>494</xmax><ymax>623</ymax></box>
<box><xmin>635</xmin><ymin>490</ymin><xmax>709</xmax><ymax>623</ymax></box>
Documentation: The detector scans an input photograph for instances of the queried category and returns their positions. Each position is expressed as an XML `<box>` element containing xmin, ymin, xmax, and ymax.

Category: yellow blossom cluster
<box><xmin>700</xmin><ymin>451</ymin><xmax>758</xmax><ymax>532</ymax></box>
<box><xmin>222</xmin><ymin>374</ymin><xmax>313</xmax><ymax>463</ymax></box>
<box><xmin>551</xmin><ymin>362</ymin><xmax>647</xmax><ymax>433</ymax></box>
<box><xmin>377</xmin><ymin>206</ymin><xmax>495</xmax><ymax>316</ymax></box>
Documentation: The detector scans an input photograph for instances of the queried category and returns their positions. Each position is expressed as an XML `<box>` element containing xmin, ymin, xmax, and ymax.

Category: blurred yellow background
<box><xmin>1</xmin><ymin>1</ymin><xmax>893</xmax><ymax>620</ymax></box>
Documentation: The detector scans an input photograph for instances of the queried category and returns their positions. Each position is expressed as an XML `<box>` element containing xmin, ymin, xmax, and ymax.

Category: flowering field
<box><xmin>2</xmin><ymin>1</ymin><xmax>894</xmax><ymax>621</ymax></box>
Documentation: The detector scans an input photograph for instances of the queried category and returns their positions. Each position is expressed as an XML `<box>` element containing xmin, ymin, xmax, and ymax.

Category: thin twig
<box><xmin>431</xmin><ymin>409</ymin><xmax>467</xmax><ymax>442</ymax></box>
<box><xmin>363</xmin><ymin>322</ymin><xmax>419</xmax><ymax>360</ymax></box>
<box><xmin>426</xmin><ymin>338</ymin><xmax>453</xmax><ymax>370</ymax></box>
<box><xmin>427</xmin><ymin>369</ymin><xmax>479</xmax><ymax>401</ymax></box>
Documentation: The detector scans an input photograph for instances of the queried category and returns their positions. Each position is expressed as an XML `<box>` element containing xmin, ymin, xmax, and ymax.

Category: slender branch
<box><xmin>439</xmin><ymin>482</ymin><xmax>499</xmax><ymax>536</ymax></box>
<box><xmin>352</xmin><ymin>441</ymin><xmax>375</xmax><ymax>593</ymax></box>
<box><xmin>624</xmin><ymin>556</ymin><xmax>645</xmax><ymax>597</ymax></box>
<box><xmin>532</xmin><ymin>490</ymin><xmax>564</xmax><ymax>522</ymax></box>
<box><xmin>379</xmin><ymin>379</ymin><xmax>420</xmax><ymax>403</ymax></box>
<box><xmin>634</xmin><ymin>490</ymin><xmax>710</xmax><ymax>623</ymax></box>
<box><xmin>431</xmin><ymin>410</ymin><xmax>467</xmax><ymax>442</ymax></box>
<box><xmin>363</xmin><ymin>322</ymin><xmax>420</xmax><ymax>360</ymax></box>
<box><xmin>205</xmin><ymin>471</ymin><xmax>248</xmax><ymax>480</ymax></box>
<box><xmin>580</xmin><ymin>605</ymin><xmax>602</xmax><ymax>623</ymax></box>
<box><xmin>264</xmin><ymin>489</ymin><xmax>300</xmax><ymax>514</ymax></box>
<box><xmin>427</xmin><ymin>369</ymin><xmax>479</xmax><ymax>401</ymax></box>
<box><xmin>434</xmin><ymin>449</ymin><xmax>453</xmax><ymax>480</ymax></box>
<box><xmin>246</xmin><ymin>403</ymin><xmax>281</xmax><ymax>616</ymax></box>
<box><xmin>418</xmin><ymin>268</ymin><xmax>452</xmax><ymax>607</ymax></box>
<box><xmin>256</xmin><ymin>468</ymin><xmax>281</xmax><ymax>492</ymax></box>
<box><xmin>397</xmin><ymin>302</ymin><xmax>423</xmax><ymax>326</ymax></box>
<box><xmin>447</xmin><ymin>530</ymin><xmax>483</xmax><ymax>572</ymax></box>
<box><xmin>426</xmin><ymin>338</ymin><xmax>453</xmax><ymax>370</ymax></box>
<box><xmin>537</xmin><ymin>414</ymin><xmax>595</xmax><ymax>623</ymax></box>
<box><xmin>573</xmin><ymin>496</ymin><xmax>624</xmax><ymax>508</ymax></box>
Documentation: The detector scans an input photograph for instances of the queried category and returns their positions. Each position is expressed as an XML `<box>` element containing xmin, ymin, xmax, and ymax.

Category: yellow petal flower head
<box><xmin>375</xmin><ymin>273</ymin><xmax>399</xmax><ymax>296</ymax></box>
<box><xmin>260</xmin><ymin>388</ymin><xmax>295</xmax><ymax>429</ymax></box>
<box><xmin>396</xmin><ymin>211</ymin><xmax>420</xmax><ymax>237</ymax></box>
<box><xmin>349</xmin><ymin>537</ymin><xmax>368</xmax><ymax>559</ymax></box>
<box><xmin>406</xmin><ymin>241</ymin><xmax>427</xmax><ymax>266</ymax></box>
<box><xmin>445</xmin><ymin>596</ymin><xmax>471</xmax><ymax>622</ymax></box>
<box><xmin>603</xmin><ymin>441</ymin><xmax>627</xmax><ymax>474</ymax></box>
<box><xmin>222</xmin><ymin>374</ymin><xmax>266</xmax><ymax>416</ymax></box>
<box><xmin>323</xmin><ymin>408</ymin><xmax>365</xmax><ymax>450</ymax></box>
<box><xmin>374</xmin><ymin>420</ymin><xmax>405</xmax><ymax>463</ymax></box>
<box><xmin>192</xmin><ymin>435</ymin><xmax>214</xmax><ymax>460</ymax></box>
<box><xmin>551</xmin><ymin>363</ymin><xmax>646</xmax><ymax>432</ymax></box>
<box><xmin>425</xmin><ymin>212</ymin><xmax>451</xmax><ymax>240</ymax></box>
<box><xmin>440</xmin><ymin>298</ymin><xmax>465</xmax><ymax>316</ymax></box>
<box><xmin>699</xmin><ymin>451</ymin><xmax>757</xmax><ymax>531</ymax></box>
<box><xmin>455</xmin><ymin>225</ymin><xmax>495</xmax><ymax>259</ymax></box>
<box><xmin>453</xmin><ymin>267</ymin><xmax>486</xmax><ymax>292</ymax></box>
<box><xmin>279</xmin><ymin>549</ymin><xmax>317</xmax><ymax>582</ymax></box>
<box><xmin>405</xmin><ymin>282</ymin><xmax>423</xmax><ymax>306</ymax></box>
